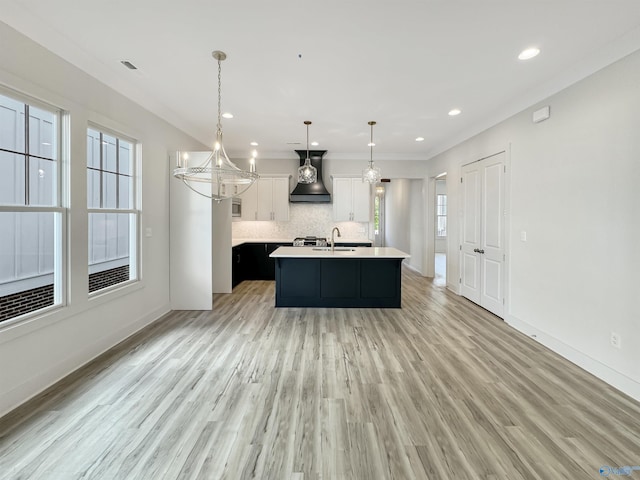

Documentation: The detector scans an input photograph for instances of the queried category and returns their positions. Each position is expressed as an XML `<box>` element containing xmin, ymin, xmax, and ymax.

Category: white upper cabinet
<box><xmin>242</xmin><ymin>175</ymin><xmax>290</xmax><ymax>221</ymax></box>
<box><xmin>332</xmin><ymin>177</ymin><xmax>371</xmax><ymax>222</ymax></box>
<box><xmin>240</xmin><ymin>181</ymin><xmax>258</xmax><ymax>221</ymax></box>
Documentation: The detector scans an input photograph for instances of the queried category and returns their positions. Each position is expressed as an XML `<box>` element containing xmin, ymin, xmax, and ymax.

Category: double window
<box><xmin>87</xmin><ymin>127</ymin><xmax>138</xmax><ymax>293</ymax></box>
<box><xmin>0</xmin><ymin>91</ymin><xmax>64</xmax><ymax>323</ymax></box>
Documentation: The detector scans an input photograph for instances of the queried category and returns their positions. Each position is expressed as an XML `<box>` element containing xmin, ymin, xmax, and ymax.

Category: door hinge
<box><xmin>459</xmin><ymin>277</ymin><xmax>462</xmax><ymax>284</ymax></box>
<box><xmin>503</xmin><ymin>254</ymin><xmax>505</xmax><ymax>261</ymax></box>
<box><xmin>504</xmin><ymin>165</ymin><xmax>506</xmax><ymax>173</ymax></box>
<box><xmin>459</xmin><ymin>245</ymin><xmax>462</xmax><ymax>251</ymax></box>
<box><xmin>503</xmin><ymin>298</ymin><xmax>505</xmax><ymax>305</ymax></box>
<box><xmin>460</xmin><ymin>177</ymin><xmax>463</xmax><ymax>183</ymax></box>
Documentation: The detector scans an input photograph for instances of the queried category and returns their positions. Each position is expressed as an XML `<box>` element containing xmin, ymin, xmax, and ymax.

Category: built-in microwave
<box><xmin>232</xmin><ymin>197</ymin><xmax>242</xmax><ymax>218</ymax></box>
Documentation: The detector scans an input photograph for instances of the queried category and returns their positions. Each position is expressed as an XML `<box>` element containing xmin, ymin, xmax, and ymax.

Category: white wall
<box><xmin>212</xmin><ymin>199</ymin><xmax>232</xmax><ymax>294</ymax></box>
<box><xmin>424</xmin><ymin>48</ymin><xmax>640</xmax><ymax>400</ymax></box>
<box><xmin>169</xmin><ymin>153</ymin><xmax>212</xmax><ymax>308</ymax></box>
<box><xmin>0</xmin><ymin>22</ymin><xmax>206</xmax><ymax>416</ymax></box>
<box><xmin>384</xmin><ymin>179</ymin><xmax>411</xmax><ymax>255</ymax></box>
<box><xmin>408</xmin><ymin>179</ymin><xmax>425</xmax><ymax>273</ymax></box>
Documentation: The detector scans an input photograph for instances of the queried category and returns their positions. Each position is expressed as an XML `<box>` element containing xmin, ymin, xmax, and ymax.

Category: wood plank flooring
<box><xmin>1</xmin><ymin>268</ymin><xmax>640</xmax><ymax>479</ymax></box>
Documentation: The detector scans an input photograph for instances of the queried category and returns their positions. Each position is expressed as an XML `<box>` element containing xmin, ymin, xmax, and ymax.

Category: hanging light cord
<box><xmin>370</xmin><ymin>122</ymin><xmax>374</xmax><ymax>166</ymax></box>
<box><xmin>306</xmin><ymin>122</ymin><xmax>310</xmax><ymax>161</ymax></box>
<box><xmin>216</xmin><ymin>56</ymin><xmax>222</xmax><ymax>142</ymax></box>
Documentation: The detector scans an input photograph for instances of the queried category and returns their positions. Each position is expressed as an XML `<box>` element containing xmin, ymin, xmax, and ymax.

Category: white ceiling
<box><xmin>3</xmin><ymin>1</ymin><xmax>640</xmax><ymax>161</ymax></box>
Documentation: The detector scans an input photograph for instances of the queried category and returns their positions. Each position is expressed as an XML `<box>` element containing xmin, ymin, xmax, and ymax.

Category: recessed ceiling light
<box><xmin>311</xmin><ymin>141</ymin><xmax>319</xmax><ymax>146</ymax></box>
<box><xmin>250</xmin><ymin>141</ymin><xmax>258</xmax><ymax>146</ymax></box>
<box><xmin>518</xmin><ymin>47</ymin><xmax>540</xmax><ymax>60</ymax></box>
<box><xmin>415</xmin><ymin>137</ymin><xmax>424</xmax><ymax>142</ymax></box>
<box><xmin>448</xmin><ymin>108</ymin><xmax>461</xmax><ymax>116</ymax></box>
<box><xmin>222</xmin><ymin>112</ymin><xmax>233</xmax><ymax>119</ymax></box>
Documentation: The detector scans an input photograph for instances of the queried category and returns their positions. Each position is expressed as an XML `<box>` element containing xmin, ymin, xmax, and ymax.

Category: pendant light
<box><xmin>173</xmin><ymin>50</ymin><xmax>258</xmax><ymax>201</ymax></box>
<box><xmin>362</xmin><ymin>120</ymin><xmax>381</xmax><ymax>183</ymax></box>
<box><xmin>297</xmin><ymin>120</ymin><xmax>317</xmax><ymax>184</ymax></box>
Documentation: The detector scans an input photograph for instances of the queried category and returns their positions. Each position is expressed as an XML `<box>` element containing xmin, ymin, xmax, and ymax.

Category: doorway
<box><xmin>434</xmin><ymin>175</ymin><xmax>447</xmax><ymax>286</ymax></box>
<box><xmin>460</xmin><ymin>152</ymin><xmax>505</xmax><ymax>318</ymax></box>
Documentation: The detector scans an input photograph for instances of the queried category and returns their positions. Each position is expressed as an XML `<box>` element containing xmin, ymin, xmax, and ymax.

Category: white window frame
<box><xmin>436</xmin><ymin>193</ymin><xmax>447</xmax><ymax>238</ymax></box>
<box><xmin>87</xmin><ymin>124</ymin><xmax>140</xmax><ymax>296</ymax></box>
<box><xmin>0</xmin><ymin>86</ymin><xmax>67</xmax><ymax>324</ymax></box>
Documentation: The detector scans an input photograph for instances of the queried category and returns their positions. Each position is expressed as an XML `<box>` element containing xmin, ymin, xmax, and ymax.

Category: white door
<box><xmin>461</xmin><ymin>152</ymin><xmax>505</xmax><ymax>317</ymax></box>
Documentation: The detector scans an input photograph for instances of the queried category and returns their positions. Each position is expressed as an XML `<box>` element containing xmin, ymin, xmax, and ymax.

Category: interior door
<box><xmin>461</xmin><ymin>152</ymin><xmax>505</xmax><ymax>317</ymax></box>
<box><xmin>461</xmin><ymin>163</ymin><xmax>481</xmax><ymax>303</ymax></box>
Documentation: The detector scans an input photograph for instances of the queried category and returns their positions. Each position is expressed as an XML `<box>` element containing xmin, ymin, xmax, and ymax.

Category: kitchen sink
<box><xmin>312</xmin><ymin>247</ymin><xmax>356</xmax><ymax>252</ymax></box>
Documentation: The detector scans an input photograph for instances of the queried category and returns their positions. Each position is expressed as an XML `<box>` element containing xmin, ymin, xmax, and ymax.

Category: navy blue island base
<box><xmin>273</xmin><ymin>252</ymin><xmax>406</xmax><ymax>308</ymax></box>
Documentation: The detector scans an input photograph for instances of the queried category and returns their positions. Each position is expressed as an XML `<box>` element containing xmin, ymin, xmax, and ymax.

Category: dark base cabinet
<box><xmin>274</xmin><ymin>257</ymin><xmax>402</xmax><ymax>308</ymax></box>
<box><xmin>232</xmin><ymin>246</ymin><xmax>243</xmax><ymax>288</ymax></box>
<box><xmin>232</xmin><ymin>242</ymin><xmax>293</xmax><ymax>288</ymax></box>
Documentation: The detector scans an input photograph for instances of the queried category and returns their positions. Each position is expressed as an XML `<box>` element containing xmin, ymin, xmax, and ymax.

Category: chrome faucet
<box><xmin>331</xmin><ymin>227</ymin><xmax>341</xmax><ymax>252</ymax></box>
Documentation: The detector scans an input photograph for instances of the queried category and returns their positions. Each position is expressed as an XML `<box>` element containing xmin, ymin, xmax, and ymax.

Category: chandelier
<box><xmin>298</xmin><ymin>121</ymin><xmax>317</xmax><ymax>184</ymax></box>
<box><xmin>362</xmin><ymin>120</ymin><xmax>381</xmax><ymax>183</ymax></box>
<box><xmin>173</xmin><ymin>50</ymin><xmax>258</xmax><ymax>201</ymax></box>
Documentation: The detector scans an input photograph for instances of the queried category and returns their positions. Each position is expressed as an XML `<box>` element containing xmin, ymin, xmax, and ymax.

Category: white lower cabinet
<box><xmin>241</xmin><ymin>176</ymin><xmax>290</xmax><ymax>221</ymax></box>
<box><xmin>332</xmin><ymin>177</ymin><xmax>371</xmax><ymax>222</ymax></box>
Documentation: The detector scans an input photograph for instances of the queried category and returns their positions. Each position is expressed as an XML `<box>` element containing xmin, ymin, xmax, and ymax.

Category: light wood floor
<box><xmin>1</xmin><ymin>269</ymin><xmax>640</xmax><ymax>479</ymax></box>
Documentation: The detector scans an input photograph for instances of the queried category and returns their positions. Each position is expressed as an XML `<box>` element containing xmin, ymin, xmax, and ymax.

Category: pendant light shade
<box><xmin>298</xmin><ymin>121</ymin><xmax>317</xmax><ymax>184</ymax></box>
<box><xmin>173</xmin><ymin>50</ymin><xmax>258</xmax><ymax>201</ymax></box>
<box><xmin>362</xmin><ymin>121</ymin><xmax>381</xmax><ymax>184</ymax></box>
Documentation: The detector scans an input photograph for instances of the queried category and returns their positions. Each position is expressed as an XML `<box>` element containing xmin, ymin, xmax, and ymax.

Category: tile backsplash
<box><xmin>232</xmin><ymin>203</ymin><xmax>370</xmax><ymax>240</ymax></box>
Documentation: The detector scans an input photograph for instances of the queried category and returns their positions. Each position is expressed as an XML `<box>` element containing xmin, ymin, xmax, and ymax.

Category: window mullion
<box><xmin>115</xmin><ymin>138</ymin><xmax>120</xmax><ymax>209</ymax></box>
<box><xmin>99</xmin><ymin>132</ymin><xmax>104</xmax><ymax>209</ymax></box>
<box><xmin>24</xmin><ymin>104</ymin><xmax>30</xmax><ymax>206</ymax></box>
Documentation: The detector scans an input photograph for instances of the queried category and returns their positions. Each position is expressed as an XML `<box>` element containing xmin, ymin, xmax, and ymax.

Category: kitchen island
<box><xmin>270</xmin><ymin>246</ymin><xmax>410</xmax><ymax>308</ymax></box>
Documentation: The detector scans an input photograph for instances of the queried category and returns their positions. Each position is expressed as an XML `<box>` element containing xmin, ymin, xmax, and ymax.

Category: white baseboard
<box><xmin>0</xmin><ymin>303</ymin><xmax>170</xmax><ymax>418</ymax></box>
<box><xmin>506</xmin><ymin>314</ymin><xmax>640</xmax><ymax>403</ymax></box>
<box><xmin>404</xmin><ymin>263</ymin><xmax>424</xmax><ymax>276</ymax></box>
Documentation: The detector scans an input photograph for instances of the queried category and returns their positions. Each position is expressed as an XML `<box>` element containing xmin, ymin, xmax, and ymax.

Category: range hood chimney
<box><xmin>289</xmin><ymin>150</ymin><xmax>331</xmax><ymax>203</ymax></box>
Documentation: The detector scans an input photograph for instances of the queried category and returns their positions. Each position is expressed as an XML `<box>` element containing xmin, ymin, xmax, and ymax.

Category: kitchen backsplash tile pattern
<box><xmin>232</xmin><ymin>204</ymin><xmax>370</xmax><ymax>240</ymax></box>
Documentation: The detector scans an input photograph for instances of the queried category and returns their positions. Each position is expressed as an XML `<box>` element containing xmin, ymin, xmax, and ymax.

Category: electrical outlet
<box><xmin>610</xmin><ymin>332</ymin><xmax>621</xmax><ymax>349</ymax></box>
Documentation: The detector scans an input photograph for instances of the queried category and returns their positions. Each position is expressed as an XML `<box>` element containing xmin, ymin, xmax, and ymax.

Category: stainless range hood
<box><xmin>289</xmin><ymin>150</ymin><xmax>331</xmax><ymax>203</ymax></box>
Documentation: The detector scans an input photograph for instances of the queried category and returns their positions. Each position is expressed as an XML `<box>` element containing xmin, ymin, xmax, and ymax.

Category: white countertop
<box><xmin>232</xmin><ymin>238</ymin><xmax>372</xmax><ymax>247</ymax></box>
<box><xmin>270</xmin><ymin>246</ymin><xmax>410</xmax><ymax>259</ymax></box>
<box><xmin>232</xmin><ymin>238</ymin><xmax>292</xmax><ymax>247</ymax></box>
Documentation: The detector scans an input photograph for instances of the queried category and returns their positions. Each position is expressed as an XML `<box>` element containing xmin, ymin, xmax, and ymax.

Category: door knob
<box><xmin>479</xmin><ymin>249</ymin><xmax>485</xmax><ymax>254</ymax></box>
<box><xmin>473</xmin><ymin>248</ymin><xmax>479</xmax><ymax>253</ymax></box>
